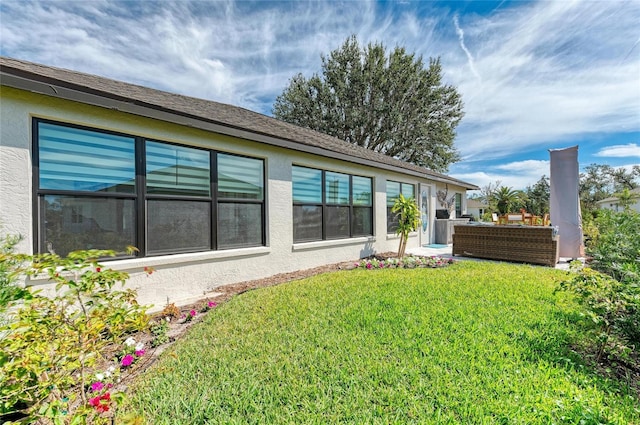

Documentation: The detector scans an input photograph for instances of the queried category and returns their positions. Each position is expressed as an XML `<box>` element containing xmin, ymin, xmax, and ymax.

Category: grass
<box><xmin>125</xmin><ymin>261</ymin><xmax>640</xmax><ymax>424</ymax></box>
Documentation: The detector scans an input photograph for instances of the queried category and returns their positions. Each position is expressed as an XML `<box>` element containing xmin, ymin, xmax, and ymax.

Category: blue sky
<box><xmin>1</xmin><ymin>0</ymin><xmax>639</xmax><ymax>191</ymax></box>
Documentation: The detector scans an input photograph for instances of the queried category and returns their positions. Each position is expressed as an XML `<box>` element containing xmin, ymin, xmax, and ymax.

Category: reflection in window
<box><xmin>325</xmin><ymin>172</ymin><xmax>349</xmax><ymax>205</ymax></box>
<box><xmin>147</xmin><ymin>200</ymin><xmax>211</xmax><ymax>253</ymax></box>
<box><xmin>146</xmin><ymin>141</ymin><xmax>210</xmax><ymax>196</ymax></box>
<box><xmin>218</xmin><ymin>153</ymin><xmax>264</xmax><ymax>200</ymax></box>
<box><xmin>293</xmin><ymin>166</ymin><xmax>373</xmax><ymax>242</ymax></box>
<box><xmin>42</xmin><ymin>195</ymin><xmax>135</xmax><ymax>257</ymax></box>
<box><xmin>38</xmin><ymin>122</ymin><xmax>135</xmax><ymax>193</ymax></box>
<box><xmin>293</xmin><ymin>167</ymin><xmax>322</xmax><ymax>203</ymax></box>
<box><xmin>35</xmin><ymin>120</ymin><xmax>266</xmax><ymax>258</ymax></box>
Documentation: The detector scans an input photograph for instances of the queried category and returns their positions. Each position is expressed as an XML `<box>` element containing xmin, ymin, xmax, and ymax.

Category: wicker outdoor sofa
<box><xmin>452</xmin><ymin>224</ymin><xmax>559</xmax><ymax>267</ymax></box>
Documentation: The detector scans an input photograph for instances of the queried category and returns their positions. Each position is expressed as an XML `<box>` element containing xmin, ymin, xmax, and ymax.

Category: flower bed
<box><xmin>355</xmin><ymin>255</ymin><xmax>455</xmax><ymax>270</ymax></box>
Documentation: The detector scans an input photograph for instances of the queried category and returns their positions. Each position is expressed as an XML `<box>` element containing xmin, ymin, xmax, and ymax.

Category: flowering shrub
<box><xmin>201</xmin><ymin>300</ymin><xmax>218</xmax><ymax>313</ymax></box>
<box><xmin>0</xmin><ymin>248</ymin><xmax>150</xmax><ymax>424</ymax></box>
<box><xmin>355</xmin><ymin>255</ymin><xmax>455</xmax><ymax>270</ymax></box>
<box><xmin>184</xmin><ymin>309</ymin><xmax>198</xmax><ymax>322</ymax></box>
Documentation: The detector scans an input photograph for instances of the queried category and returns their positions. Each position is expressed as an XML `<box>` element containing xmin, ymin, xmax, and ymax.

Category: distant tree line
<box><xmin>469</xmin><ymin>164</ymin><xmax>640</xmax><ymax>220</ymax></box>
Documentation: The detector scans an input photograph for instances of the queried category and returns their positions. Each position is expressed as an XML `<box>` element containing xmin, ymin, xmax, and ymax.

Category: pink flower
<box><xmin>121</xmin><ymin>354</ymin><xmax>134</xmax><ymax>367</ymax></box>
<box><xmin>208</xmin><ymin>301</ymin><xmax>217</xmax><ymax>308</ymax></box>
<box><xmin>189</xmin><ymin>309</ymin><xmax>196</xmax><ymax>317</ymax></box>
<box><xmin>366</xmin><ymin>263</ymin><xmax>372</xmax><ymax>269</ymax></box>
<box><xmin>135</xmin><ymin>349</ymin><xmax>145</xmax><ymax>357</ymax></box>
<box><xmin>90</xmin><ymin>393</ymin><xmax>111</xmax><ymax>413</ymax></box>
<box><xmin>90</xmin><ymin>381</ymin><xmax>104</xmax><ymax>392</ymax></box>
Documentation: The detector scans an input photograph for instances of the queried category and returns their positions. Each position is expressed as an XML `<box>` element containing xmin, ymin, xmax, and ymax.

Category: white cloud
<box><xmin>0</xmin><ymin>0</ymin><xmax>638</xmax><ymax>183</ymax></box>
<box><xmin>595</xmin><ymin>143</ymin><xmax>640</xmax><ymax>158</ymax></box>
<box><xmin>452</xmin><ymin>159</ymin><xmax>549</xmax><ymax>191</ymax></box>
<box><xmin>446</xmin><ymin>0</ymin><xmax>640</xmax><ymax>161</ymax></box>
<box><xmin>453</xmin><ymin>14</ymin><xmax>481</xmax><ymax>83</ymax></box>
<box><xmin>494</xmin><ymin>160</ymin><xmax>549</xmax><ymax>173</ymax></box>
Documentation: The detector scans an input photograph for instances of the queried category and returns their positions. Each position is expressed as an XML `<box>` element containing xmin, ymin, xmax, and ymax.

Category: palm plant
<box><xmin>391</xmin><ymin>194</ymin><xmax>420</xmax><ymax>258</ymax></box>
<box><xmin>491</xmin><ymin>186</ymin><xmax>526</xmax><ymax>214</ymax></box>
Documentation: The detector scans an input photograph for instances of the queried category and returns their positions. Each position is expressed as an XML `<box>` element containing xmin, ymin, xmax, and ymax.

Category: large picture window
<box><xmin>293</xmin><ymin>166</ymin><xmax>372</xmax><ymax>242</ymax></box>
<box><xmin>386</xmin><ymin>181</ymin><xmax>415</xmax><ymax>233</ymax></box>
<box><xmin>34</xmin><ymin>119</ymin><xmax>265</xmax><ymax>257</ymax></box>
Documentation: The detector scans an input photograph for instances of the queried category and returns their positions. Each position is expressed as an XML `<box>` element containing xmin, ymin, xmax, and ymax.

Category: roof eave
<box><xmin>1</xmin><ymin>66</ymin><xmax>479</xmax><ymax>190</ymax></box>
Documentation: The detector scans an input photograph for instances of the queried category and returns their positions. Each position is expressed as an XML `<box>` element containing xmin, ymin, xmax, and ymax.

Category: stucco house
<box><xmin>0</xmin><ymin>56</ymin><xmax>478</xmax><ymax>308</ymax></box>
<box><xmin>465</xmin><ymin>198</ymin><xmax>489</xmax><ymax>221</ymax></box>
<box><xmin>595</xmin><ymin>188</ymin><xmax>640</xmax><ymax>213</ymax></box>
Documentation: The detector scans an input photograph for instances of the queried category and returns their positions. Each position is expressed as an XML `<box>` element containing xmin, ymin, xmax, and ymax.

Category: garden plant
<box><xmin>391</xmin><ymin>193</ymin><xmax>420</xmax><ymax>258</ymax></box>
<box><xmin>0</xmin><ymin>247</ymin><xmax>150</xmax><ymax>424</ymax></box>
<box><xmin>558</xmin><ymin>209</ymin><xmax>639</xmax><ymax>368</ymax></box>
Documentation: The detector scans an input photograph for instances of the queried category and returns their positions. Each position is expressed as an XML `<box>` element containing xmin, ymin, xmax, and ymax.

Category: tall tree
<box><xmin>273</xmin><ymin>35</ymin><xmax>464</xmax><ymax>172</ymax></box>
<box><xmin>524</xmin><ymin>176</ymin><xmax>550</xmax><ymax>216</ymax></box>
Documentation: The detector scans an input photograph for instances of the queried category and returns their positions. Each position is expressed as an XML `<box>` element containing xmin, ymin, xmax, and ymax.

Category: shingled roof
<box><xmin>0</xmin><ymin>56</ymin><xmax>478</xmax><ymax>190</ymax></box>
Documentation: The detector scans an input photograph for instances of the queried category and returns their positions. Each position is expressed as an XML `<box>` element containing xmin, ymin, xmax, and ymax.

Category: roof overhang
<box><xmin>1</xmin><ymin>67</ymin><xmax>479</xmax><ymax>190</ymax></box>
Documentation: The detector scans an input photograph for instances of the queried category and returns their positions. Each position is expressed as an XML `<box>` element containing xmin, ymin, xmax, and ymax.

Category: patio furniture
<box><xmin>498</xmin><ymin>212</ymin><xmax>525</xmax><ymax>225</ymax></box>
<box><xmin>452</xmin><ymin>224</ymin><xmax>559</xmax><ymax>266</ymax></box>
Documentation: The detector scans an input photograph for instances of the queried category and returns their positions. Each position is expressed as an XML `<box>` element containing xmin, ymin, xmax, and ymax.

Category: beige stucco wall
<box><xmin>0</xmin><ymin>87</ymin><xmax>468</xmax><ymax>310</ymax></box>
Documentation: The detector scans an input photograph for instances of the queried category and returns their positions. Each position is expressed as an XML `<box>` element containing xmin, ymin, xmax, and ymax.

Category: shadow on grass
<box><xmin>516</xmin><ymin>309</ymin><xmax>639</xmax><ymax>401</ymax></box>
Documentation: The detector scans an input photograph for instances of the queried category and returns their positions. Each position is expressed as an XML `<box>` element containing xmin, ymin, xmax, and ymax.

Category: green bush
<box><xmin>0</xmin><ymin>248</ymin><xmax>149</xmax><ymax>424</ymax></box>
<box><xmin>587</xmin><ymin>209</ymin><xmax>639</xmax><ymax>285</ymax></box>
<box><xmin>558</xmin><ymin>209</ymin><xmax>640</xmax><ymax>361</ymax></box>
<box><xmin>0</xmin><ymin>234</ymin><xmax>30</xmax><ymax>313</ymax></box>
<box><xmin>558</xmin><ymin>265</ymin><xmax>639</xmax><ymax>360</ymax></box>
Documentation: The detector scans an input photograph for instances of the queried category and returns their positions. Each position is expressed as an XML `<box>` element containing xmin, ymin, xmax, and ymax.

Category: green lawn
<box><xmin>125</xmin><ymin>261</ymin><xmax>640</xmax><ymax>424</ymax></box>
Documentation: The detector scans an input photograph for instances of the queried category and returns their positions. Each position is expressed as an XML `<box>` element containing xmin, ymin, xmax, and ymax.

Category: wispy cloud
<box><xmin>595</xmin><ymin>143</ymin><xmax>640</xmax><ymax>158</ymax></box>
<box><xmin>453</xmin><ymin>14</ymin><xmax>481</xmax><ymax>83</ymax></box>
<box><xmin>452</xmin><ymin>159</ymin><xmax>550</xmax><ymax>191</ymax></box>
<box><xmin>0</xmin><ymin>0</ymin><xmax>638</xmax><ymax>190</ymax></box>
<box><xmin>443</xmin><ymin>1</ymin><xmax>640</xmax><ymax>162</ymax></box>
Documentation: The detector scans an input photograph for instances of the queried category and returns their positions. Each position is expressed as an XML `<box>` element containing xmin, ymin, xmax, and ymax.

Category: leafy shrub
<box><xmin>586</xmin><ymin>209</ymin><xmax>639</xmax><ymax>285</ymax></box>
<box><xmin>0</xmin><ymin>248</ymin><xmax>150</xmax><ymax>424</ymax></box>
<box><xmin>160</xmin><ymin>302</ymin><xmax>181</xmax><ymax>320</ymax></box>
<box><xmin>149</xmin><ymin>319</ymin><xmax>170</xmax><ymax>348</ymax></box>
<box><xmin>558</xmin><ymin>210</ymin><xmax>639</xmax><ymax>363</ymax></box>
<box><xmin>558</xmin><ymin>265</ymin><xmax>640</xmax><ymax>360</ymax></box>
<box><xmin>0</xmin><ymin>234</ymin><xmax>30</xmax><ymax>313</ymax></box>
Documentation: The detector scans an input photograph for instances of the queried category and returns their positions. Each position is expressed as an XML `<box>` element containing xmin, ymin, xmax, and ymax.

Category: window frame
<box><xmin>292</xmin><ymin>165</ymin><xmax>373</xmax><ymax>243</ymax></box>
<box><xmin>32</xmin><ymin>118</ymin><xmax>266</xmax><ymax>258</ymax></box>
